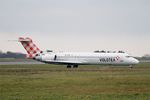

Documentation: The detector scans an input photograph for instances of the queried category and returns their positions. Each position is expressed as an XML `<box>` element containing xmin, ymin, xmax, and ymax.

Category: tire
<box><xmin>73</xmin><ymin>65</ymin><xmax>78</xmax><ymax>68</ymax></box>
<box><xmin>67</xmin><ymin>65</ymin><xmax>72</xmax><ymax>68</ymax></box>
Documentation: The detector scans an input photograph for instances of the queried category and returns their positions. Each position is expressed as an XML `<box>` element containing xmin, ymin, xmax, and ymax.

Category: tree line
<box><xmin>0</xmin><ymin>51</ymin><xmax>25</xmax><ymax>58</ymax></box>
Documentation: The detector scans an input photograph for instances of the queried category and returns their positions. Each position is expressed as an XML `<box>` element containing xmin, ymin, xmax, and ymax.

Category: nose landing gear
<box><xmin>67</xmin><ymin>65</ymin><xmax>78</xmax><ymax>68</ymax></box>
<box><xmin>129</xmin><ymin>65</ymin><xmax>133</xmax><ymax>69</ymax></box>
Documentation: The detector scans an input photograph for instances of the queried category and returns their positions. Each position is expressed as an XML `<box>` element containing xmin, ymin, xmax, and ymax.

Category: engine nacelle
<box><xmin>41</xmin><ymin>53</ymin><xmax>57</xmax><ymax>61</ymax></box>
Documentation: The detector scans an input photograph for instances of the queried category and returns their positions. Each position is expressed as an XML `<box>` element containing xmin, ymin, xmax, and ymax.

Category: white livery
<box><xmin>19</xmin><ymin>37</ymin><xmax>139</xmax><ymax>68</ymax></box>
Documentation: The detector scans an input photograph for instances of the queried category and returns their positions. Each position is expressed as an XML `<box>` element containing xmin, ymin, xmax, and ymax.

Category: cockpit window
<box><xmin>126</xmin><ymin>56</ymin><xmax>132</xmax><ymax>58</ymax></box>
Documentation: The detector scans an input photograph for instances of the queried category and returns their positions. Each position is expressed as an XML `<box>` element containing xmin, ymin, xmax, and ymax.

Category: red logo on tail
<box><xmin>19</xmin><ymin>37</ymin><xmax>41</xmax><ymax>58</ymax></box>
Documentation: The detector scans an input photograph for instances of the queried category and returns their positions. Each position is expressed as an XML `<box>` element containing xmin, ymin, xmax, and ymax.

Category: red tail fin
<box><xmin>18</xmin><ymin>37</ymin><xmax>41</xmax><ymax>58</ymax></box>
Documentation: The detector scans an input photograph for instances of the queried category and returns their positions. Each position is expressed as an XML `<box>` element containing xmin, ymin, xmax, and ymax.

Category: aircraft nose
<box><xmin>132</xmin><ymin>58</ymin><xmax>139</xmax><ymax>64</ymax></box>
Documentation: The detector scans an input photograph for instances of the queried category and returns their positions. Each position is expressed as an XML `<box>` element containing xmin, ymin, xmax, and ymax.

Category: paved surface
<box><xmin>0</xmin><ymin>62</ymin><xmax>44</xmax><ymax>65</ymax></box>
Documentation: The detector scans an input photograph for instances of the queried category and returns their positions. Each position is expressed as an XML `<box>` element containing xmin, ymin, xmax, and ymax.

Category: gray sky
<box><xmin>0</xmin><ymin>0</ymin><xmax>150</xmax><ymax>56</ymax></box>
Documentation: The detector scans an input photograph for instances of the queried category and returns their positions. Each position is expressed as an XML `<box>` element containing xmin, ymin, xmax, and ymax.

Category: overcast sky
<box><xmin>0</xmin><ymin>0</ymin><xmax>150</xmax><ymax>56</ymax></box>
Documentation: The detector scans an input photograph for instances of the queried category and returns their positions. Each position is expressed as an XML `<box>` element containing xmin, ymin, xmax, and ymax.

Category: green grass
<box><xmin>0</xmin><ymin>63</ymin><xmax>150</xmax><ymax>100</ymax></box>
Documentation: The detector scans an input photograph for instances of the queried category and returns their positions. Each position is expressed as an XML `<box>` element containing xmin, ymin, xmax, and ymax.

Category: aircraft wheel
<box><xmin>67</xmin><ymin>65</ymin><xmax>72</xmax><ymax>68</ymax></box>
<box><xmin>73</xmin><ymin>65</ymin><xmax>78</xmax><ymax>68</ymax></box>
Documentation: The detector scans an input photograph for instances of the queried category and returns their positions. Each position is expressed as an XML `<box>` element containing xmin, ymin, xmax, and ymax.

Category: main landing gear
<box><xmin>67</xmin><ymin>65</ymin><xmax>78</xmax><ymax>68</ymax></box>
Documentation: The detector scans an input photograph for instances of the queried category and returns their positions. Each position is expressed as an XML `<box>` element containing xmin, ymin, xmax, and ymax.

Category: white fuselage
<box><xmin>34</xmin><ymin>52</ymin><xmax>139</xmax><ymax>65</ymax></box>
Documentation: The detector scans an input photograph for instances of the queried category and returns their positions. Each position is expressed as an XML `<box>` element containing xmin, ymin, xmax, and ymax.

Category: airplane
<box><xmin>18</xmin><ymin>37</ymin><xmax>139</xmax><ymax>68</ymax></box>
